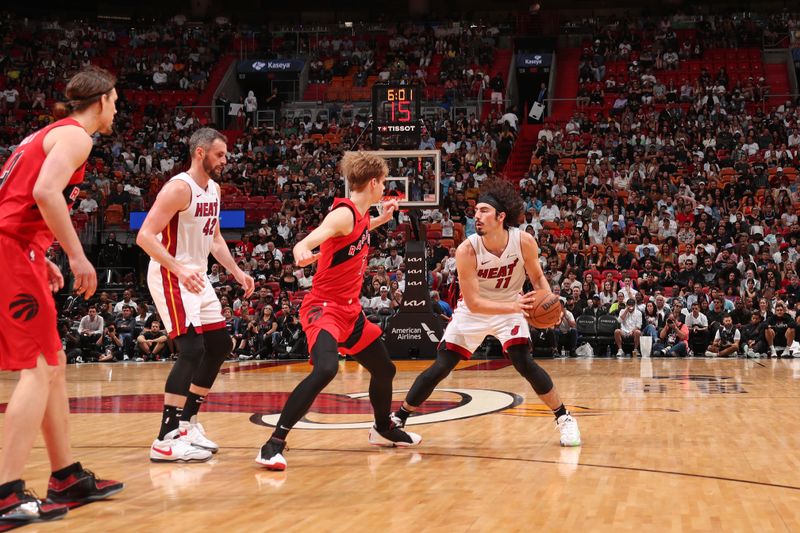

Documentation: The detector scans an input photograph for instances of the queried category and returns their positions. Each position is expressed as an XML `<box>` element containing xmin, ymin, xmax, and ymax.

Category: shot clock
<box><xmin>371</xmin><ymin>83</ymin><xmax>422</xmax><ymax>149</ymax></box>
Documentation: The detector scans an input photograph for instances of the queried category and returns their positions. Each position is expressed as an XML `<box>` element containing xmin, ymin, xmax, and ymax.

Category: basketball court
<box><xmin>2</xmin><ymin>357</ymin><xmax>799</xmax><ymax>531</ymax></box>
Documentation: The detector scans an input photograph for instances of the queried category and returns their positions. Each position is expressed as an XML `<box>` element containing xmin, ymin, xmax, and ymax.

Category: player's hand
<box><xmin>377</xmin><ymin>198</ymin><xmax>399</xmax><ymax>223</ymax></box>
<box><xmin>177</xmin><ymin>265</ymin><xmax>205</xmax><ymax>294</ymax></box>
<box><xmin>235</xmin><ymin>270</ymin><xmax>256</xmax><ymax>298</ymax></box>
<box><xmin>295</xmin><ymin>249</ymin><xmax>321</xmax><ymax>267</ymax></box>
<box><xmin>69</xmin><ymin>254</ymin><xmax>97</xmax><ymax>300</ymax></box>
<box><xmin>516</xmin><ymin>291</ymin><xmax>537</xmax><ymax>317</ymax></box>
<box><xmin>45</xmin><ymin>258</ymin><xmax>65</xmax><ymax>293</ymax></box>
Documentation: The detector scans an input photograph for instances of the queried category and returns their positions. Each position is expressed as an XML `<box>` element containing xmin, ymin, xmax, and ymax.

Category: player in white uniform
<box><xmin>137</xmin><ymin>128</ymin><xmax>254</xmax><ymax>462</ymax></box>
<box><xmin>392</xmin><ymin>179</ymin><xmax>581</xmax><ymax>446</ymax></box>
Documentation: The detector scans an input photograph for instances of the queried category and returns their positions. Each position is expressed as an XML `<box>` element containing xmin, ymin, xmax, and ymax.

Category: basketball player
<box><xmin>137</xmin><ymin>128</ymin><xmax>255</xmax><ymax>462</ymax></box>
<box><xmin>392</xmin><ymin>179</ymin><xmax>581</xmax><ymax>446</ymax></box>
<box><xmin>256</xmin><ymin>152</ymin><xmax>421</xmax><ymax>471</ymax></box>
<box><xmin>0</xmin><ymin>66</ymin><xmax>123</xmax><ymax>523</ymax></box>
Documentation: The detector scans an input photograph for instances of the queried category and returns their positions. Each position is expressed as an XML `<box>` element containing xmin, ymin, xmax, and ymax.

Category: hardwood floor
<box><xmin>2</xmin><ymin>357</ymin><xmax>800</xmax><ymax>532</ymax></box>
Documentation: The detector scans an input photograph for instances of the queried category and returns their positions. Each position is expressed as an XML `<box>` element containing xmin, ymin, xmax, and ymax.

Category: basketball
<box><xmin>527</xmin><ymin>291</ymin><xmax>562</xmax><ymax>329</ymax></box>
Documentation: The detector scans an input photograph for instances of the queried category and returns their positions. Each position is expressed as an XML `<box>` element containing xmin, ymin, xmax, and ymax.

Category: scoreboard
<box><xmin>371</xmin><ymin>84</ymin><xmax>422</xmax><ymax>150</ymax></box>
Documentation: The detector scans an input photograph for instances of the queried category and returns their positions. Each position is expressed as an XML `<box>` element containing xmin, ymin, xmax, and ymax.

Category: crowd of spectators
<box><xmin>15</xmin><ymin>19</ymin><xmax>519</xmax><ymax>363</ymax></box>
<box><xmin>5</xmin><ymin>11</ymin><xmax>800</xmax><ymax>362</ymax></box>
<box><xmin>573</xmin><ymin>13</ymin><xmax>800</xmax><ymax>116</ymax></box>
<box><xmin>306</xmin><ymin>21</ymin><xmax>508</xmax><ymax>105</ymax></box>
<box><xmin>518</xmin><ymin>7</ymin><xmax>800</xmax><ymax>356</ymax></box>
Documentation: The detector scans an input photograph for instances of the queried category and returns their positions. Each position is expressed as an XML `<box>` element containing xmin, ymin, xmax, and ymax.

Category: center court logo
<box><xmin>251</xmin><ymin>388</ymin><xmax>522</xmax><ymax>430</ymax></box>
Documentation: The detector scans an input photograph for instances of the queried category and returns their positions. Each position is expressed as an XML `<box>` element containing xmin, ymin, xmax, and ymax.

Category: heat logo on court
<box><xmin>251</xmin><ymin>388</ymin><xmax>523</xmax><ymax>430</ymax></box>
<box><xmin>0</xmin><ymin>388</ymin><xmax>524</xmax><ymax>431</ymax></box>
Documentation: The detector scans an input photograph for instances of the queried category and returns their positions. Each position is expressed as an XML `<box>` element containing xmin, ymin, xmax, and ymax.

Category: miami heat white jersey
<box><xmin>150</xmin><ymin>172</ymin><xmax>219</xmax><ymax>272</ymax></box>
<box><xmin>463</xmin><ymin>227</ymin><xmax>525</xmax><ymax>311</ymax></box>
<box><xmin>146</xmin><ymin>172</ymin><xmax>224</xmax><ymax>337</ymax></box>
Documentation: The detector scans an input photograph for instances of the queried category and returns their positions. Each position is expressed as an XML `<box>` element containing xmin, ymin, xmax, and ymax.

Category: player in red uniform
<box><xmin>256</xmin><ymin>151</ymin><xmax>421</xmax><ymax>470</ymax></box>
<box><xmin>0</xmin><ymin>66</ymin><xmax>123</xmax><ymax>523</ymax></box>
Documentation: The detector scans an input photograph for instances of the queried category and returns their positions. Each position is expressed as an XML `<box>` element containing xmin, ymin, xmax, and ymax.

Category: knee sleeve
<box><xmin>165</xmin><ymin>328</ymin><xmax>205</xmax><ymax>395</ymax></box>
<box><xmin>191</xmin><ymin>328</ymin><xmax>234</xmax><ymax>389</ymax></box>
<box><xmin>352</xmin><ymin>339</ymin><xmax>396</xmax><ymax>382</ymax></box>
<box><xmin>405</xmin><ymin>348</ymin><xmax>461</xmax><ymax>407</ymax></box>
<box><xmin>507</xmin><ymin>346</ymin><xmax>553</xmax><ymax>395</ymax></box>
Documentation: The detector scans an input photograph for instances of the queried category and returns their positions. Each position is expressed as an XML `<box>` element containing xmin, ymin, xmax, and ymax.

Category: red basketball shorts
<box><xmin>0</xmin><ymin>235</ymin><xmax>61</xmax><ymax>370</ymax></box>
<box><xmin>299</xmin><ymin>297</ymin><xmax>382</xmax><ymax>359</ymax></box>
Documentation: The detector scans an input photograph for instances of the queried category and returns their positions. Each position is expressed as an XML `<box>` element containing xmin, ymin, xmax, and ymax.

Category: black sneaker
<box><xmin>368</xmin><ymin>424</ymin><xmax>422</xmax><ymax>447</ymax></box>
<box><xmin>389</xmin><ymin>411</ymin><xmax>408</xmax><ymax>429</ymax></box>
<box><xmin>255</xmin><ymin>437</ymin><xmax>287</xmax><ymax>471</ymax></box>
<box><xmin>47</xmin><ymin>464</ymin><xmax>124</xmax><ymax>503</ymax></box>
<box><xmin>0</xmin><ymin>480</ymin><xmax>68</xmax><ymax>522</ymax></box>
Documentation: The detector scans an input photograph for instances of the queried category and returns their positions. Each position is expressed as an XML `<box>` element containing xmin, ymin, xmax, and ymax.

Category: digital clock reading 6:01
<box><xmin>372</xmin><ymin>83</ymin><xmax>422</xmax><ymax>150</ymax></box>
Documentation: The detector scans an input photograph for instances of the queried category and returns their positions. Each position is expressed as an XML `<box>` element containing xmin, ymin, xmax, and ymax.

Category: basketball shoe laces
<box><xmin>559</xmin><ymin>415</ymin><xmax>579</xmax><ymax>440</ymax></box>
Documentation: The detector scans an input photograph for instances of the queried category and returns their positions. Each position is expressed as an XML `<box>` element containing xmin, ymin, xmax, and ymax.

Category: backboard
<box><xmin>343</xmin><ymin>149</ymin><xmax>441</xmax><ymax>208</ymax></box>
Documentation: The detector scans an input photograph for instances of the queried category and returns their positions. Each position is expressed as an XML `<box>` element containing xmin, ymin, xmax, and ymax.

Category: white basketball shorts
<box><xmin>147</xmin><ymin>262</ymin><xmax>225</xmax><ymax>338</ymax></box>
<box><xmin>440</xmin><ymin>305</ymin><xmax>530</xmax><ymax>358</ymax></box>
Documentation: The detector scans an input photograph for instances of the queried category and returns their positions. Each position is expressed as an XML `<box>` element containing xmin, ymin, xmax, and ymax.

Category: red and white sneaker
<box><xmin>255</xmin><ymin>437</ymin><xmax>287</xmax><ymax>471</ymax></box>
<box><xmin>150</xmin><ymin>429</ymin><xmax>213</xmax><ymax>463</ymax></box>
<box><xmin>47</xmin><ymin>463</ymin><xmax>124</xmax><ymax>503</ymax></box>
<box><xmin>0</xmin><ymin>481</ymin><xmax>68</xmax><ymax>523</ymax></box>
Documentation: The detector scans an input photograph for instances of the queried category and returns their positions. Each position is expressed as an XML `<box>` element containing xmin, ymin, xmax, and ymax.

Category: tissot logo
<box><xmin>386</xmin><ymin>125</ymin><xmax>417</xmax><ymax>132</ymax></box>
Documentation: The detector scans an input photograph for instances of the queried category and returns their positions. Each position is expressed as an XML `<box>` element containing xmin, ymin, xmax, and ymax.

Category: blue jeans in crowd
<box><xmin>653</xmin><ymin>340</ymin><xmax>688</xmax><ymax>357</ymax></box>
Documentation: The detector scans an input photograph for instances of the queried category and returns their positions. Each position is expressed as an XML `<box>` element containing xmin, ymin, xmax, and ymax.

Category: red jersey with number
<box><xmin>309</xmin><ymin>198</ymin><xmax>370</xmax><ymax>306</ymax></box>
<box><xmin>0</xmin><ymin>118</ymin><xmax>87</xmax><ymax>251</ymax></box>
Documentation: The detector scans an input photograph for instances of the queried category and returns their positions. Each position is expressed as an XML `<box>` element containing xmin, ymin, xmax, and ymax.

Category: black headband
<box><xmin>477</xmin><ymin>193</ymin><xmax>505</xmax><ymax>214</ymax></box>
<box><xmin>67</xmin><ymin>87</ymin><xmax>113</xmax><ymax>107</ymax></box>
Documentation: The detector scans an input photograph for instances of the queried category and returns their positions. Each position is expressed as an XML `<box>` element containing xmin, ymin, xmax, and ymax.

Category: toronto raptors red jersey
<box><xmin>310</xmin><ymin>198</ymin><xmax>370</xmax><ymax>305</ymax></box>
<box><xmin>0</xmin><ymin>118</ymin><xmax>87</xmax><ymax>251</ymax></box>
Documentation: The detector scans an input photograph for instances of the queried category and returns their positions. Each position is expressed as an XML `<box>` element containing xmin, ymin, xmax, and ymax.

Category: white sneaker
<box><xmin>789</xmin><ymin>341</ymin><xmax>800</xmax><ymax>357</ymax></box>
<box><xmin>179</xmin><ymin>420</ymin><xmax>219</xmax><ymax>454</ymax></box>
<box><xmin>150</xmin><ymin>429</ymin><xmax>213</xmax><ymax>463</ymax></box>
<box><xmin>556</xmin><ymin>414</ymin><xmax>581</xmax><ymax>447</ymax></box>
<box><xmin>705</xmin><ymin>350</ymin><xmax>717</xmax><ymax>357</ymax></box>
<box><xmin>616</xmin><ymin>348</ymin><xmax>625</xmax><ymax>358</ymax></box>
<box><xmin>770</xmin><ymin>346</ymin><xmax>778</xmax><ymax>358</ymax></box>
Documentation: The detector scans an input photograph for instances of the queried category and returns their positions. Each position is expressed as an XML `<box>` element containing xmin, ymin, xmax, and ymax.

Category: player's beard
<box><xmin>202</xmin><ymin>155</ymin><xmax>223</xmax><ymax>179</ymax></box>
